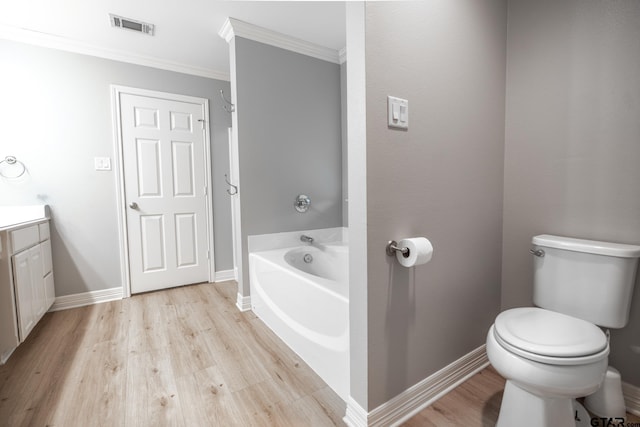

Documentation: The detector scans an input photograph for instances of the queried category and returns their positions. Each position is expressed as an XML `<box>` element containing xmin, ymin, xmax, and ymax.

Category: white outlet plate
<box><xmin>94</xmin><ymin>157</ymin><xmax>111</xmax><ymax>171</ymax></box>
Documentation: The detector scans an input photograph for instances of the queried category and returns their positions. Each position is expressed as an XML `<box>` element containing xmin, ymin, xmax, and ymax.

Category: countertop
<box><xmin>0</xmin><ymin>205</ymin><xmax>50</xmax><ymax>231</ymax></box>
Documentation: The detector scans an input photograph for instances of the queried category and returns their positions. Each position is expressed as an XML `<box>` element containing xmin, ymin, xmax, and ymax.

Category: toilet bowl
<box><xmin>487</xmin><ymin>308</ymin><xmax>609</xmax><ymax>427</ymax></box>
<box><xmin>488</xmin><ymin>235</ymin><xmax>640</xmax><ymax>427</ymax></box>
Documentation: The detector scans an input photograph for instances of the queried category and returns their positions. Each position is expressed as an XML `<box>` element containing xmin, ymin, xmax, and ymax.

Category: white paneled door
<box><xmin>118</xmin><ymin>90</ymin><xmax>211</xmax><ymax>294</ymax></box>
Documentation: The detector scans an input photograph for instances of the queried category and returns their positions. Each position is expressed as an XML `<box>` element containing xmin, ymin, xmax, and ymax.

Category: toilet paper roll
<box><xmin>396</xmin><ymin>237</ymin><xmax>433</xmax><ymax>267</ymax></box>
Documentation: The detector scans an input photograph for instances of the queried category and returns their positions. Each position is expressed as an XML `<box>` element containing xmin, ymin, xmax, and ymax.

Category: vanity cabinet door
<box><xmin>12</xmin><ymin>245</ymin><xmax>46</xmax><ymax>342</ymax></box>
<box><xmin>41</xmin><ymin>239</ymin><xmax>52</xmax><ymax>276</ymax></box>
<box><xmin>40</xmin><ymin>239</ymin><xmax>55</xmax><ymax>310</ymax></box>
<box><xmin>44</xmin><ymin>274</ymin><xmax>55</xmax><ymax>310</ymax></box>
<box><xmin>29</xmin><ymin>246</ymin><xmax>46</xmax><ymax>320</ymax></box>
<box><xmin>13</xmin><ymin>250</ymin><xmax>35</xmax><ymax>341</ymax></box>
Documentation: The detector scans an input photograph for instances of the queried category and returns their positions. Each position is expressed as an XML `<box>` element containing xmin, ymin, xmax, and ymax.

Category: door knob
<box><xmin>129</xmin><ymin>202</ymin><xmax>139</xmax><ymax>210</ymax></box>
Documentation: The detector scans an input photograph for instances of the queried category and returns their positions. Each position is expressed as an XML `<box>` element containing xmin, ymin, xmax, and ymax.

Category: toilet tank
<box><xmin>532</xmin><ymin>234</ymin><xmax>640</xmax><ymax>328</ymax></box>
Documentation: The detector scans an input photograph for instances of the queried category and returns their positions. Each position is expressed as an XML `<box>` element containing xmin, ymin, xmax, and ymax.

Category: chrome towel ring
<box><xmin>0</xmin><ymin>156</ymin><xmax>27</xmax><ymax>179</ymax></box>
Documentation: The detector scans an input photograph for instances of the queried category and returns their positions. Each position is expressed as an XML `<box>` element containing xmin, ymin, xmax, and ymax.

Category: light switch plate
<box><xmin>94</xmin><ymin>157</ymin><xmax>111</xmax><ymax>171</ymax></box>
<box><xmin>388</xmin><ymin>96</ymin><xmax>409</xmax><ymax>129</ymax></box>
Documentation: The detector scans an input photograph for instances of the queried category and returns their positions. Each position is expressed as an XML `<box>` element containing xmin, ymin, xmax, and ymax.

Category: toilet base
<box><xmin>497</xmin><ymin>380</ymin><xmax>576</xmax><ymax>427</ymax></box>
<box><xmin>584</xmin><ymin>366</ymin><xmax>626</xmax><ymax>419</ymax></box>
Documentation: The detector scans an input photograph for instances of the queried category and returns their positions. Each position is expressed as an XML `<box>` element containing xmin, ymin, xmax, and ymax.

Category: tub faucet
<box><xmin>300</xmin><ymin>235</ymin><xmax>314</xmax><ymax>244</ymax></box>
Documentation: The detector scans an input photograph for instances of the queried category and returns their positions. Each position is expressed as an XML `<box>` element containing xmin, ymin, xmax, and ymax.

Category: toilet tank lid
<box><xmin>533</xmin><ymin>234</ymin><xmax>640</xmax><ymax>258</ymax></box>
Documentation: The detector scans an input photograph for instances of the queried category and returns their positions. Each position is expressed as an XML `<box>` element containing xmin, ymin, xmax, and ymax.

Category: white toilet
<box><xmin>487</xmin><ymin>234</ymin><xmax>640</xmax><ymax>427</ymax></box>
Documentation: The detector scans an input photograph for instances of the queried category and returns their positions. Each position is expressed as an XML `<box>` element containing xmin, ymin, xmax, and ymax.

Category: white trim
<box><xmin>49</xmin><ymin>287</ymin><xmax>123</xmax><ymax>312</ymax></box>
<box><xmin>344</xmin><ymin>345</ymin><xmax>489</xmax><ymax>427</ymax></box>
<box><xmin>344</xmin><ymin>397</ymin><xmax>368</xmax><ymax>427</ymax></box>
<box><xmin>1</xmin><ymin>347</ymin><xmax>17</xmax><ymax>365</ymax></box>
<box><xmin>218</xmin><ymin>17</ymin><xmax>340</xmax><ymax>64</ymax></box>
<box><xmin>623</xmin><ymin>381</ymin><xmax>640</xmax><ymax>417</ymax></box>
<box><xmin>227</xmin><ymin>38</ymin><xmax>247</xmax><ymax>300</ymax></box>
<box><xmin>346</xmin><ymin>0</ymin><xmax>369</xmax><ymax>412</ymax></box>
<box><xmin>236</xmin><ymin>293</ymin><xmax>251</xmax><ymax>312</ymax></box>
<box><xmin>112</xmin><ymin>86</ymin><xmax>131</xmax><ymax>298</ymax></box>
<box><xmin>111</xmin><ymin>85</ymin><xmax>215</xmax><ymax>297</ymax></box>
<box><xmin>218</xmin><ymin>19</ymin><xmax>235</xmax><ymax>43</ymax></box>
<box><xmin>202</xmin><ymin>100</ymin><xmax>216</xmax><ymax>283</ymax></box>
<box><xmin>0</xmin><ymin>24</ymin><xmax>230</xmax><ymax>81</ymax></box>
<box><xmin>339</xmin><ymin>46</ymin><xmax>347</xmax><ymax>64</ymax></box>
<box><xmin>214</xmin><ymin>269</ymin><xmax>236</xmax><ymax>283</ymax></box>
<box><xmin>226</xmin><ymin>126</ymin><xmax>242</xmax><ymax>290</ymax></box>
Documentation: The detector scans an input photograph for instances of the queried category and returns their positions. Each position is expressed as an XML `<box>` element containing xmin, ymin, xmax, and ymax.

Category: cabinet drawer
<box><xmin>10</xmin><ymin>226</ymin><xmax>39</xmax><ymax>254</ymax></box>
<box><xmin>39</xmin><ymin>222</ymin><xmax>50</xmax><ymax>242</ymax></box>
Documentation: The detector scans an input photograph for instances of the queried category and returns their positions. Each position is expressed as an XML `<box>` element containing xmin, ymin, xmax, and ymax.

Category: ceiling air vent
<box><xmin>109</xmin><ymin>14</ymin><xmax>155</xmax><ymax>36</ymax></box>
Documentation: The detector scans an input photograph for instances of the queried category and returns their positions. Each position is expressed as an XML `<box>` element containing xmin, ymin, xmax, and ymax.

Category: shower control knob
<box><xmin>294</xmin><ymin>194</ymin><xmax>311</xmax><ymax>213</ymax></box>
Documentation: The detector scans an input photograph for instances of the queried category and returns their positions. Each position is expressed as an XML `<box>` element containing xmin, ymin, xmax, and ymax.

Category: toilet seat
<box><xmin>494</xmin><ymin>308</ymin><xmax>609</xmax><ymax>366</ymax></box>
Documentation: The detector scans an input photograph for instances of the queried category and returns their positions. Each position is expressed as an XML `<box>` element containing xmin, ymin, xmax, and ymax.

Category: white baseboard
<box><xmin>49</xmin><ymin>287</ymin><xmax>123</xmax><ymax>311</ymax></box>
<box><xmin>344</xmin><ymin>345</ymin><xmax>489</xmax><ymax>427</ymax></box>
<box><xmin>623</xmin><ymin>381</ymin><xmax>640</xmax><ymax>417</ymax></box>
<box><xmin>214</xmin><ymin>269</ymin><xmax>236</xmax><ymax>282</ymax></box>
<box><xmin>236</xmin><ymin>292</ymin><xmax>251</xmax><ymax>312</ymax></box>
<box><xmin>1</xmin><ymin>347</ymin><xmax>16</xmax><ymax>365</ymax></box>
<box><xmin>344</xmin><ymin>397</ymin><xmax>368</xmax><ymax>427</ymax></box>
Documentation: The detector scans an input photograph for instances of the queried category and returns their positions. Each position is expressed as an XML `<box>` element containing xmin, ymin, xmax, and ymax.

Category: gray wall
<box><xmin>503</xmin><ymin>0</ymin><xmax>640</xmax><ymax>386</ymax></box>
<box><xmin>364</xmin><ymin>0</ymin><xmax>506</xmax><ymax>408</ymax></box>
<box><xmin>232</xmin><ymin>37</ymin><xmax>343</xmax><ymax>293</ymax></box>
<box><xmin>0</xmin><ymin>39</ymin><xmax>233</xmax><ymax>296</ymax></box>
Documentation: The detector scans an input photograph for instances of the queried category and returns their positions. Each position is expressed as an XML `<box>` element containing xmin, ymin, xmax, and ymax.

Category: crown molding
<box><xmin>0</xmin><ymin>24</ymin><xmax>230</xmax><ymax>81</ymax></box>
<box><xmin>218</xmin><ymin>18</ymin><xmax>235</xmax><ymax>43</ymax></box>
<box><xmin>339</xmin><ymin>46</ymin><xmax>347</xmax><ymax>64</ymax></box>
<box><xmin>218</xmin><ymin>17</ymin><xmax>340</xmax><ymax>64</ymax></box>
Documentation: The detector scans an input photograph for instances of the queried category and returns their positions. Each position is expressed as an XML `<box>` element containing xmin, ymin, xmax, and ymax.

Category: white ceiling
<box><xmin>0</xmin><ymin>1</ymin><xmax>346</xmax><ymax>79</ymax></box>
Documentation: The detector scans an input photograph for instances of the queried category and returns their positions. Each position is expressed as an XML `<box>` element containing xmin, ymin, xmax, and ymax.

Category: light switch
<box><xmin>388</xmin><ymin>96</ymin><xmax>409</xmax><ymax>130</ymax></box>
<box><xmin>94</xmin><ymin>157</ymin><xmax>112</xmax><ymax>171</ymax></box>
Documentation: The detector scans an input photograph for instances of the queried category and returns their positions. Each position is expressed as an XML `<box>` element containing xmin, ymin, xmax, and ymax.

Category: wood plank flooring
<box><xmin>0</xmin><ymin>281</ymin><xmax>345</xmax><ymax>426</ymax></box>
<box><xmin>402</xmin><ymin>366</ymin><xmax>504</xmax><ymax>426</ymax></box>
<box><xmin>1</xmin><ymin>280</ymin><xmax>638</xmax><ymax>426</ymax></box>
<box><xmin>403</xmin><ymin>365</ymin><xmax>640</xmax><ymax>427</ymax></box>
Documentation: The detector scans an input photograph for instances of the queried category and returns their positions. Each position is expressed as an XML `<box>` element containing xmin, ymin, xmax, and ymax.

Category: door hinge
<box><xmin>204</xmin><ymin>185</ymin><xmax>208</xmax><ymax>195</ymax></box>
<box><xmin>197</xmin><ymin>118</ymin><xmax>205</xmax><ymax>130</ymax></box>
<box><xmin>207</xmin><ymin>250</ymin><xmax>210</xmax><ymax>260</ymax></box>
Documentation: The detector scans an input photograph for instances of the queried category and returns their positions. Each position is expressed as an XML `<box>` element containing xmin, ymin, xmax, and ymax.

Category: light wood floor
<box><xmin>0</xmin><ymin>281</ymin><xmax>345</xmax><ymax>426</ymax></box>
<box><xmin>2</xmin><ymin>281</ymin><xmax>638</xmax><ymax>426</ymax></box>
<box><xmin>403</xmin><ymin>366</ymin><xmax>504</xmax><ymax>426</ymax></box>
<box><xmin>403</xmin><ymin>365</ymin><xmax>640</xmax><ymax>426</ymax></box>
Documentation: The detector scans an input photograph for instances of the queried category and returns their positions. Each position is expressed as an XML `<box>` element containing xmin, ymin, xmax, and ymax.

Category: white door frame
<box><xmin>227</xmin><ymin>127</ymin><xmax>241</xmax><ymax>282</ymax></box>
<box><xmin>111</xmin><ymin>85</ymin><xmax>215</xmax><ymax>298</ymax></box>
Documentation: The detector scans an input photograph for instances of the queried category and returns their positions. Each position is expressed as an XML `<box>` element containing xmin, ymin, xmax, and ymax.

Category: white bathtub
<box><xmin>249</xmin><ymin>242</ymin><xmax>349</xmax><ymax>401</ymax></box>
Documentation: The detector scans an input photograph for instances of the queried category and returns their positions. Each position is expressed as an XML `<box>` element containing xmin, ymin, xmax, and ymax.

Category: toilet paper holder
<box><xmin>386</xmin><ymin>240</ymin><xmax>410</xmax><ymax>258</ymax></box>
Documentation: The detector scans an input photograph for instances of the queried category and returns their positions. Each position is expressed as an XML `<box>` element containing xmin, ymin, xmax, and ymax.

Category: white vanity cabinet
<box><xmin>0</xmin><ymin>213</ymin><xmax>55</xmax><ymax>364</ymax></box>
